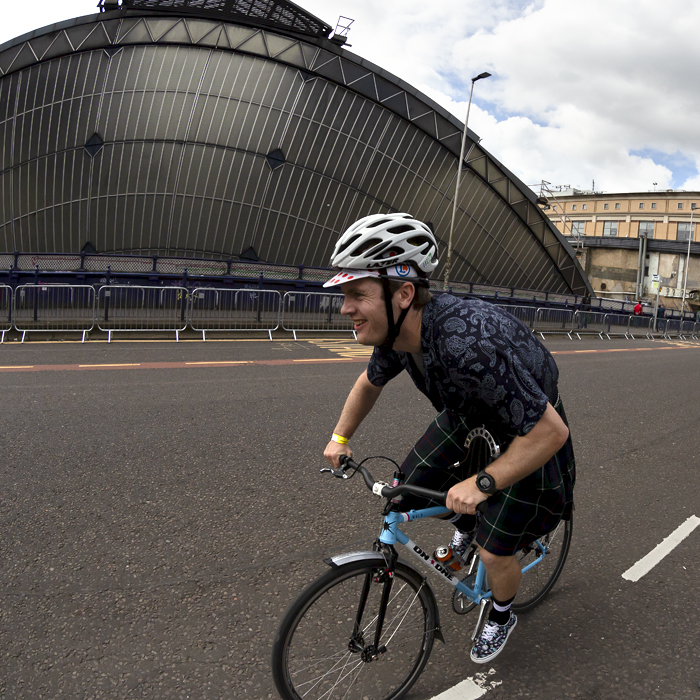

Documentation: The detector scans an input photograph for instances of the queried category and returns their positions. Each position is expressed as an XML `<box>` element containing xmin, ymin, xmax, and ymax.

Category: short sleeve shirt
<box><xmin>366</xmin><ymin>294</ymin><xmax>559</xmax><ymax>439</ymax></box>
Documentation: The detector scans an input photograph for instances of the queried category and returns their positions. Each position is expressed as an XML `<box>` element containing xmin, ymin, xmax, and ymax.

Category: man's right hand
<box><xmin>324</xmin><ymin>440</ymin><xmax>353</xmax><ymax>469</ymax></box>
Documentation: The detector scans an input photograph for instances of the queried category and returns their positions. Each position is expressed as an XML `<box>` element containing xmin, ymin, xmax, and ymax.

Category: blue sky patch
<box><xmin>630</xmin><ymin>149</ymin><xmax>698</xmax><ymax>188</ymax></box>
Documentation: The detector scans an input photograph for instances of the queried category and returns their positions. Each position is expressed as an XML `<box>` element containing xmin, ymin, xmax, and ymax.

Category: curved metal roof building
<box><xmin>0</xmin><ymin>0</ymin><xmax>590</xmax><ymax>294</ymax></box>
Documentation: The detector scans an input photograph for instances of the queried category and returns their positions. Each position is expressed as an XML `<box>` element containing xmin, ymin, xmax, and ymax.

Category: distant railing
<box><xmin>0</xmin><ymin>284</ymin><xmax>12</xmax><ymax>342</ymax></box>
<box><xmin>0</xmin><ymin>283</ymin><xmax>697</xmax><ymax>342</ymax></box>
<box><xmin>189</xmin><ymin>288</ymin><xmax>281</xmax><ymax>341</ymax></box>
<box><xmin>281</xmin><ymin>292</ymin><xmax>354</xmax><ymax>340</ymax></box>
<box><xmin>96</xmin><ymin>286</ymin><xmax>188</xmax><ymax>342</ymax></box>
<box><xmin>12</xmin><ymin>284</ymin><xmax>95</xmax><ymax>342</ymax></box>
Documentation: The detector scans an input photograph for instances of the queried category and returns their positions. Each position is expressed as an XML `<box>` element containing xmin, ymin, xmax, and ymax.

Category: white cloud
<box><xmin>307</xmin><ymin>0</ymin><xmax>700</xmax><ymax>193</ymax></box>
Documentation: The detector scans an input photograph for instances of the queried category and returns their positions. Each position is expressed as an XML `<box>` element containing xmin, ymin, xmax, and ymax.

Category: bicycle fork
<box><xmin>350</xmin><ymin>548</ymin><xmax>397</xmax><ymax>662</ymax></box>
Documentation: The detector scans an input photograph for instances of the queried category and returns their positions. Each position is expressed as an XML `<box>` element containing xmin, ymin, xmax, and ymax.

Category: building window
<box><xmin>639</xmin><ymin>221</ymin><xmax>655</xmax><ymax>238</ymax></box>
<box><xmin>678</xmin><ymin>203</ymin><xmax>683</xmax><ymax>210</ymax></box>
<box><xmin>614</xmin><ymin>203</ymin><xmax>620</xmax><ymax>210</ymax></box>
<box><xmin>651</xmin><ymin>203</ymin><xmax>657</xmax><ymax>210</ymax></box>
<box><xmin>582</xmin><ymin>204</ymin><xmax>587</xmax><ymax>210</ymax></box>
<box><xmin>552</xmin><ymin>205</ymin><xmax>557</xmax><ymax>211</ymax></box>
<box><xmin>572</xmin><ymin>205</ymin><xmax>577</xmax><ymax>211</ymax></box>
<box><xmin>639</xmin><ymin>203</ymin><xmax>644</xmax><ymax>209</ymax></box>
<box><xmin>603</xmin><ymin>221</ymin><xmax>618</xmax><ymax>237</ymax></box>
<box><xmin>603</xmin><ymin>203</ymin><xmax>609</xmax><ymax>210</ymax></box>
<box><xmin>571</xmin><ymin>221</ymin><xmax>585</xmax><ymax>235</ymax></box>
<box><xmin>678</xmin><ymin>222</ymin><xmax>694</xmax><ymax>242</ymax></box>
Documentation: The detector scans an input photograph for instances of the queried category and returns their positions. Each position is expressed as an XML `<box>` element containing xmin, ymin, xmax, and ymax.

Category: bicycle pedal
<box><xmin>452</xmin><ymin>571</ymin><xmax>477</xmax><ymax>615</ymax></box>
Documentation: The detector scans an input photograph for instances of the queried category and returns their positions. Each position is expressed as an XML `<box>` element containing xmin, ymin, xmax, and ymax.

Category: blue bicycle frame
<box><xmin>379</xmin><ymin>505</ymin><xmax>549</xmax><ymax>606</ymax></box>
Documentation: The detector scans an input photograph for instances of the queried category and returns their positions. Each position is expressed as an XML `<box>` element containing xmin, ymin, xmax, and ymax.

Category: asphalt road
<box><xmin>1</xmin><ymin>335</ymin><xmax>699</xmax><ymax>700</ymax></box>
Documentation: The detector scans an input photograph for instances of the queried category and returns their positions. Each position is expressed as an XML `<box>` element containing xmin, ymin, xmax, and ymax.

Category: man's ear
<box><xmin>397</xmin><ymin>282</ymin><xmax>415</xmax><ymax>309</ymax></box>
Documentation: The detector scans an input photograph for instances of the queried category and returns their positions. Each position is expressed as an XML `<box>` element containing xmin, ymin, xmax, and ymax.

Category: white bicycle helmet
<box><xmin>328</xmin><ymin>213</ymin><xmax>438</xmax><ymax>275</ymax></box>
<box><xmin>324</xmin><ymin>213</ymin><xmax>439</xmax><ymax>349</ymax></box>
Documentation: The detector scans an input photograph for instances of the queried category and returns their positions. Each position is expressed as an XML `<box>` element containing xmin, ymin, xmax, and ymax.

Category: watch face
<box><xmin>477</xmin><ymin>473</ymin><xmax>494</xmax><ymax>493</ymax></box>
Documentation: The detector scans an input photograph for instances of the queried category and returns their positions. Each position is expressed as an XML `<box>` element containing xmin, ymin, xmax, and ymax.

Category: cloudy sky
<box><xmin>3</xmin><ymin>0</ymin><xmax>698</xmax><ymax>194</ymax></box>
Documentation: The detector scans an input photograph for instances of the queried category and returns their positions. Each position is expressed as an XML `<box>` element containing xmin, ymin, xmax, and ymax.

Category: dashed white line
<box><xmin>429</xmin><ymin>669</ymin><xmax>501</xmax><ymax>699</ymax></box>
<box><xmin>622</xmin><ymin>515</ymin><xmax>700</xmax><ymax>582</ymax></box>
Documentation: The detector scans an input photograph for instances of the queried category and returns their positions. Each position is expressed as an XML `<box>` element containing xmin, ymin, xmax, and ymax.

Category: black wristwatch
<box><xmin>475</xmin><ymin>470</ymin><xmax>498</xmax><ymax>495</ymax></box>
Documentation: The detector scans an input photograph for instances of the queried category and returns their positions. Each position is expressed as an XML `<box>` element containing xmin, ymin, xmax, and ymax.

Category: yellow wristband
<box><xmin>331</xmin><ymin>433</ymin><xmax>349</xmax><ymax>445</ymax></box>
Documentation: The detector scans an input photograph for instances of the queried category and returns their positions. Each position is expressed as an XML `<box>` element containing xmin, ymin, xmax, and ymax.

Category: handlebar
<box><xmin>323</xmin><ymin>456</ymin><xmax>491</xmax><ymax>513</ymax></box>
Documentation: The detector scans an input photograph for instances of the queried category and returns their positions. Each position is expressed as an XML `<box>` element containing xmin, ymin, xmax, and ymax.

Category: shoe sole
<box><xmin>470</xmin><ymin>615</ymin><xmax>518</xmax><ymax>664</ymax></box>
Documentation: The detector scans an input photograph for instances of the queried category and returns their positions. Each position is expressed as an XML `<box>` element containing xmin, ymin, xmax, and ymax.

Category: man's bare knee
<box><xmin>478</xmin><ymin>547</ymin><xmax>515</xmax><ymax>571</ymax></box>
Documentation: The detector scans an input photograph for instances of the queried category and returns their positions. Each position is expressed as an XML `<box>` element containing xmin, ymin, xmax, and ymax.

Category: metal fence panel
<box><xmin>189</xmin><ymin>288</ymin><xmax>281</xmax><ymax>340</ymax></box>
<box><xmin>663</xmin><ymin>318</ymin><xmax>683</xmax><ymax>338</ymax></box>
<box><xmin>534</xmin><ymin>308</ymin><xmax>574</xmax><ymax>339</ymax></box>
<box><xmin>97</xmin><ymin>286</ymin><xmax>188</xmax><ymax>340</ymax></box>
<box><xmin>626</xmin><ymin>315</ymin><xmax>653</xmax><ymax>339</ymax></box>
<box><xmin>12</xmin><ymin>285</ymin><xmax>95</xmax><ymax>340</ymax></box>
<box><xmin>497</xmin><ymin>305</ymin><xmax>537</xmax><ymax>330</ymax></box>
<box><xmin>572</xmin><ymin>310</ymin><xmax>607</xmax><ymax>338</ymax></box>
<box><xmin>281</xmin><ymin>292</ymin><xmax>354</xmax><ymax>339</ymax></box>
<box><xmin>680</xmin><ymin>320</ymin><xmax>695</xmax><ymax>339</ymax></box>
<box><xmin>603</xmin><ymin>313</ymin><xmax>630</xmax><ymax>338</ymax></box>
<box><xmin>0</xmin><ymin>285</ymin><xmax>11</xmax><ymax>341</ymax></box>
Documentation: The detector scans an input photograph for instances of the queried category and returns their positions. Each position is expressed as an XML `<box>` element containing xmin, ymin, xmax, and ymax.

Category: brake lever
<box><xmin>320</xmin><ymin>467</ymin><xmax>350</xmax><ymax>479</ymax></box>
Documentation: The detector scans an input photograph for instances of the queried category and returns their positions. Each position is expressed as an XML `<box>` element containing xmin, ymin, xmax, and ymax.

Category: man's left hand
<box><xmin>446</xmin><ymin>476</ymin><xmax>488</xmax><ymax>515</ymax></box>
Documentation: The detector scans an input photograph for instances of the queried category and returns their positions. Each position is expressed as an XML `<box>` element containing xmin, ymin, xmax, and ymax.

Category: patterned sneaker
<box><xmin>450</xmin><ymin>511</ymin><xmax>482</xmax><ymax>557</ymax></box>
<box><xmin>470</xmin><ymin>613</ymin><xmax>517</xmax><ymax>664</ymax></box>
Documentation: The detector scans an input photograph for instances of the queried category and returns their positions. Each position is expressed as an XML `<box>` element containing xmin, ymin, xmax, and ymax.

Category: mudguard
<box><xmin>324</xmin><ymin>550</ymin><xmax>445</xmax><ymax>643</ymax></box>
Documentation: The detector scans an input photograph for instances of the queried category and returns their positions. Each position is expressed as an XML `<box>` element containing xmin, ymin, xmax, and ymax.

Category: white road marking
<box><xmin>429</xmin><ymin>669</ymin><xmax>501</xmax><ymax>699</ymax></box>
<box><xmin>622</xmin><ymin>515</ymin><xmax>700</xmax><ymax>582</ymax></box>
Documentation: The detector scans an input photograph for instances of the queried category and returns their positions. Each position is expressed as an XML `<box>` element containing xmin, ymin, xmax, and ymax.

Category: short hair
<box><xmin>387</xmin><ymin>279</ymin><xmax>432</xmax><ymax>309</ymax></box>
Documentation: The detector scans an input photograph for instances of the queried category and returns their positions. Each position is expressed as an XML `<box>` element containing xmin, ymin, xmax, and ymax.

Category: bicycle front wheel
<box><xmin>512</xmin><ymin>515</ymin><xmax>572</xmax><ymax>613</ymax></box>
<box><xmin>272</xmin><ymin>559</ymin><xmax>438</xmax><ymax>700</ymax></box>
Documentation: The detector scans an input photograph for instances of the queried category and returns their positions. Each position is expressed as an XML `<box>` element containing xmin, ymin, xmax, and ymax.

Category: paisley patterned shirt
<box><xmin>366</xmin><ymin>294</ymin><xmax>559</xmax><ymax>437</ymax></box>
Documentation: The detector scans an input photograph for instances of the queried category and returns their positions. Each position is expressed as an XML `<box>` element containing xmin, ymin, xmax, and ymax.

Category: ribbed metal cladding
<box><xmin>0</xmin><ymin>9</ymin><xmax>590</xmax><ymax>294</ymax></box>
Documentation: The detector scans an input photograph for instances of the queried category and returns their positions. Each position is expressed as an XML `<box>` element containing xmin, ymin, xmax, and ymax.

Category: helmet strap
<box><xmin>379</xmin><ymin>272</ymin><xmax>411</xmax><ymax>351</ymax></box>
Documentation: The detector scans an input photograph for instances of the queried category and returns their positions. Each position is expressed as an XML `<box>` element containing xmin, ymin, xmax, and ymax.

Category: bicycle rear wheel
<box><xmin>271</xmin><ymin>559</ymin><xmax>438</xmax><ymax>700</ymax></box>
<box><xmin>512</xmin><ymin>515</ymin><xmax>572</xmax><ymax>613</ymax></box>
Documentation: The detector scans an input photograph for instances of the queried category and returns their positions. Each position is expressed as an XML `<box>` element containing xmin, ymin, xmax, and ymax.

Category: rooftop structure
<box><xmin>0</xmin><ymin>0</ymin><xmax>590</xmax><ymax>295</ymax></box>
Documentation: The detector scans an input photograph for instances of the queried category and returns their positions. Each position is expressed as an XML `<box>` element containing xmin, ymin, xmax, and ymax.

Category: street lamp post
<box><xmin>680</xmin><ymin>203</ymin><xmax>696</xmax><ymax>316</ymax></box>
<box><xmin>443</xmin><ymin>71</ymin><xmax>491</xmax><ymax>290</ymax></box>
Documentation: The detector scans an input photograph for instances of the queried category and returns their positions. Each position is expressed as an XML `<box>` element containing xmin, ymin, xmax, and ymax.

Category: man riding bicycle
<box><xmin>323</xmin><ymin>213</ymin><xmax>576</xmax><ymax>664</ymax></box>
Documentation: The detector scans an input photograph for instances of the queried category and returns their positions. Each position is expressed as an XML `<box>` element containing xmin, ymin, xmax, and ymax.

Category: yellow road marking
<box><xmin>293</xmin><ymin>358</ymin><xmax>355</xmax><ymax>362</ymax></box>
<box><xmin>185</xmin><ymin>361</ymin><xmax>249</xmax><ymax>365</ymax></box>
<box><xmin>0</xmin><ymin>365</ymin><xmax>34</xmax><ymax>369</ymax></box>
<box><xmin>78</xmin><ymin>363</ymin><xmax>141</xmax><ymax>367</ymax></box>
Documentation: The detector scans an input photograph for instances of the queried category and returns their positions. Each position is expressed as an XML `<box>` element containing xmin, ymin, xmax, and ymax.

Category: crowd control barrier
<box><xmin>603</xmin><ymin>313</ymin><xmax>630</xmax><ymax>339</ymax></box>
<box><xmin>662</xmin><ymin>318</ymin><xmax>683</xmax><ymax>339</ymax></box>
<box><xmin>281</xmin><ymin>292</ymin><xmax>355</xmax><ymax>340</ymax></box>
<box><xmin>1</xmin><ymin>285</ymin><xmax>11</xmax><ymax>342</ymax></box>
<box><xmin>12</xmin><ymin>284</ymin><xmax>95</xmax><ymax>342</ymax></box>
<box><xmin>626</xmin><ymin>315</ymin><xmax>654</xmax><ymax>339</ymax></box>
<box><xmin>572</xmin><ymin>310</ymin><xmax>607</xmax><ymax>339</ymax></box>
<box><xmin>534</xmin><ymin>309</ymin><xmax>575</xmax><ymax>339</ymax></box>
<box><xmin>97</xmin><ymin>286</ymin><xmax>188</xmax><ymax>342</ymax></box>
<box><xmin>679</xmin><ymin>320</ymin><xmax>696</xmax><ymax>339</ymax></box>
<box><xmin>497</xmin><ymin>305</ymin><xmax>537</xmax><ymax>330</ymax></box>
<box><xmin>189</xmin><ymin>288</ymin><xmax>281</xmax><ymax>341</ymax></box>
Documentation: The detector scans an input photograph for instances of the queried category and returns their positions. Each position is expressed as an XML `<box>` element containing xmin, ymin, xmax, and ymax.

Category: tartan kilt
<box><xmin>397</xmin><ymin>400</ymin><xmax>576</xmax><ymax>557</ymax></box>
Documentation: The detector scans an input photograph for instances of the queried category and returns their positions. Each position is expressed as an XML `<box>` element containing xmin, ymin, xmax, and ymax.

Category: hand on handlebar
<box><xmin>324</xmin><ymin>439</ymin><xmax>353</xmax><ymax>469</ymax></box>
<box><xmin>445</xmin><ymin>476</ymin><xmax>488</xmax><ymax>515</ymax></box>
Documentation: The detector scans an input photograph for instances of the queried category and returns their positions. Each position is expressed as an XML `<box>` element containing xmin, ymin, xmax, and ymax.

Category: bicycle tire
<box><xmin>271</xmin><ymin>559</ymin><xmax>438</xmax><ymax>700</ymax></box>
<box><xmin>512</xmin><ymin>515</ymin><xmax>572</xmax><ymax>613</ymax></box>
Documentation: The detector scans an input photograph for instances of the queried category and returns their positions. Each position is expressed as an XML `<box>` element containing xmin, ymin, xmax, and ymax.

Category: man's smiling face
<box><xmin>340</xmin><ymin>277</ymin><xmax>389</xmax><ymax>346</ymax></box>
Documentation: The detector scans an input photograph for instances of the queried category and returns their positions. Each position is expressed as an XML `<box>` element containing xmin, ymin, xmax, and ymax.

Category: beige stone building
<box><xmin>540</xmin><ymin>188</ymin><xmax>700</xmax><ymax>312</ymax></box>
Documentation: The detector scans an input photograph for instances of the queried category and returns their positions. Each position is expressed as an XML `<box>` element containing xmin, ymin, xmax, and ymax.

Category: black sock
<box><xmin>488</xmin><ymin>595</ymin><xmax>514</xmax><ymax>625</ymax></box>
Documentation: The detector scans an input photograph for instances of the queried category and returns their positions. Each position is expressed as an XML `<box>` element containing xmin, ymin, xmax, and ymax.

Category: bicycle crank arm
<box><xmin>471</xmin><ymin>598</ymin><xmax>492</xmax><ymax>643</ymax></box>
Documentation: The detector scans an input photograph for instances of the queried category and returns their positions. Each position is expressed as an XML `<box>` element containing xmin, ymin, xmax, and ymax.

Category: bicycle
<box><xmin>271</xmin><ymin>455</ymin><xmax>572</xmax><ymax>700</ymax></box>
